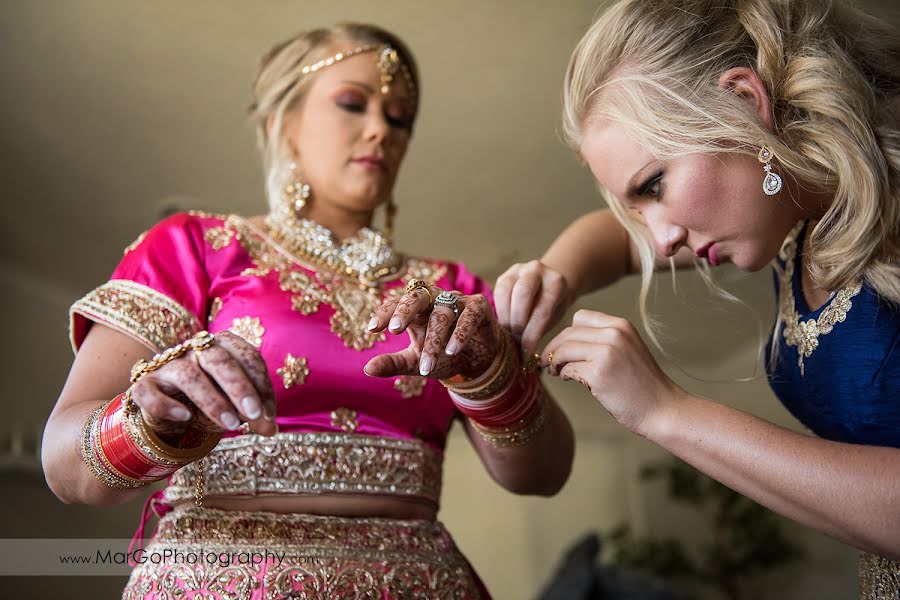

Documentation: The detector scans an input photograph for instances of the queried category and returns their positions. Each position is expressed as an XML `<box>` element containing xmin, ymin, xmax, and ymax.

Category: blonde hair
<box><xmin>248</xmin><ymin>23</ymin><xmax>420</xmax><ymax>212</ymax></box>
<box><xmin>563</xmin><ymin>0</ymin><xmax>900</xmax><ymax>360</ymax></box>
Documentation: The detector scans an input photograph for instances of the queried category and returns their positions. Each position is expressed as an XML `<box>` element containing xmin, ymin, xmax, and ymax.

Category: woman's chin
<box><xmin>738</xmin><ymin>253</ymin><xmax>774</xmax><ymax>272</ymax></box>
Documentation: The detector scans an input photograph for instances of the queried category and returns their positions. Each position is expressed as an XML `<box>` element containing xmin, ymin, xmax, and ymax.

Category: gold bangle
<box><xmin>470</xmin><ymin>393</ymin><xmax>549</xmax><ymax>448</ymax></box>
<box><xmin>122</xmin><ymin>391</ymin><xmax>221</xmax><ymax>465</ymax></box>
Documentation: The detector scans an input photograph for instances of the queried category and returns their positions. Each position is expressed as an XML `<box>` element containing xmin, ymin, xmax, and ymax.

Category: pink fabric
<box><xmin>71</xmin><ymin>212</ymin><xmax>495</xmax><ymax>454</ymax></box>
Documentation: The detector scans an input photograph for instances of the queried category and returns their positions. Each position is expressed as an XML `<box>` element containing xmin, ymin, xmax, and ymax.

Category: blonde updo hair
<box><xmin>248</xmin><ymin>23</ymin><xmax>420</xmax><ymax>212</ymax></box>
<box><xmin>563</xmin><ymin>0</ymin><xmax>900</xmax><ymax>338</ymax></box>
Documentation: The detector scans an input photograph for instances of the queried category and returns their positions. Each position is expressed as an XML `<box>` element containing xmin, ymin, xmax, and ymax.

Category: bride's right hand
<box><xmin>494</xmin><ymin>260</ymin><xmax>574</xmax><ymax>354</ymax></box>
<box><xmin>129</xmin><ymin>331</ymin><xmax>277</xmax><ymax>438</ymax></box>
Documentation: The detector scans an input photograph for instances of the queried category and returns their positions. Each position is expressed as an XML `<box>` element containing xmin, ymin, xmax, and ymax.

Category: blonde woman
<box><xmin>496</xmin><ymin>0</ymin><xmax>900</xmax><ymax>595</ymax></box>
<box><xmin>43</xmin><ymin>23</ymin><xmax>574</xmax><ymax>599</ymax></box>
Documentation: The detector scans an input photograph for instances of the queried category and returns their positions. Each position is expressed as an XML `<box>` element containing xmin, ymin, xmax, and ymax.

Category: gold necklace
<box><xmin>777</xmin><ymin>223</ymin><xmax>862</xmax><ymax>375</ymax></box>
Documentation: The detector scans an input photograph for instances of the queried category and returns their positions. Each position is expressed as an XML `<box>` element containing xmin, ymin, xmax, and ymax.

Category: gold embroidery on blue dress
<box><xmin>277</xmin><ymin>353</ymin><xmax>309</xmax><ymax>389</ymax></box>
<box><xmin>229</xmin><ymin>316</ymin><xmax>265</xmax><ymax>349</ymax></box>
<box><xmin>777</xmin><ymin>223</ymin><xmax>863</xmax><ymax>376</ymax></box>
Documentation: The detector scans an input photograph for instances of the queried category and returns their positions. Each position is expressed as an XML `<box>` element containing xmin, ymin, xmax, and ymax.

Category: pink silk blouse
<box><xmin>70</xmin><ymin>211</ymin><xmax>494</xmax><ymax>507</ymax></box>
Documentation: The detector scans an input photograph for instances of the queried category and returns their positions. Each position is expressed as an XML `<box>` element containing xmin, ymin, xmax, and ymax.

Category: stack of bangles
<box><xmin>80</xmin><ymin>331</ymin><xmax>222</xmax><ymax>499</ymax></box>
<box><xmin>441</xmin><ymin>327</ymin><xmax>547</xmax><ymax>447</ymax></box>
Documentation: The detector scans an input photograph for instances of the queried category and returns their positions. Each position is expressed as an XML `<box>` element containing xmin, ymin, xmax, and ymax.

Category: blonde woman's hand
<box><xmin>129</xmin><ymin>331</ymin><xmax>277</xmax><ymax>439</ymax></box>
<box><xmin>542</xmin><ymin>309</ymin><xmax>684</xmax><ymax>437</ymax></box>
<box><xmin>494</xmin><ymin>260</ymin><xmax>573</xmax><ymax>354</ymax></box>
<box><xmin>364</xmin><ymin>287</ymin><xmax>500</xmax><ymax>380</ymax></box>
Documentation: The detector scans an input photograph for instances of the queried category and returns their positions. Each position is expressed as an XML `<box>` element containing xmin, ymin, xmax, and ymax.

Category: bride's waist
<box><xmin>164</xmin><ymin>431</ymin><xmax>444</xmax><ymax>508</ymax></box>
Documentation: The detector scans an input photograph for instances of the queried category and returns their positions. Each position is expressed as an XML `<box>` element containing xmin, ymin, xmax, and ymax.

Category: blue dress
<box><xmin>766</xmin><ymin>222</ymin><xmax>900</xmax><ymax>449</ymax></box>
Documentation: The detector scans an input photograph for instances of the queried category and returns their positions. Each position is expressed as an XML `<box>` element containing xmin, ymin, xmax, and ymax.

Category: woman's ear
<box><xmin>718</xmin><ymin>67</ymin><xmax>774</xmax><ymax>131</ymax></box>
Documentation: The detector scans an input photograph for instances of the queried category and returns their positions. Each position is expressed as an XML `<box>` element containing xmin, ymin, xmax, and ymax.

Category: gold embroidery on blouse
<box><xmin>229</xmin><ymin>316</ymin><xmax>265</xmax><ymax>349</ymax></box>
<box><xmin>123</xmin><ymin>230</ymin><xmax>148</xmax><ymax>255</ymax></box>
<box><xmin>331</xmin><ymin>407</ymin><xmax>359</xmax><ymax>432</ymax></box>
<box><xmin>204</xmin><ymin>226</ymin><xmax>235</xmax><ymax>251</ymax></box>
<box><xmin>122</xmin><ymin>507</ymin><xmax>482</xmax><ymax>600</ymax></box>
<box><xmin>70</xmin><ymin>280</ymin><xmax>200</xmax><ymax>352</ymax></box>
<box><xmin>211</xmin><ymin>215</ymin><xmax>447</xmax><ymax>351</ymax></box>
<box><xmin>777</xmin><ymin>223</ymin><xmax>863</xmax><ymax>376</ymax></box>
<box><xmin>187</xmin><ymin>210</ymin><xmax>229</xmax><ymax>220</ymax></box>
<box><xmin>164</xmin><ymin>432</ymin><xmax>443</xmax><ymax>504</ymax></box>
<box><xmin>276</xmin><ymin>353</ymin><xmax>309</xmax><ymax>389</ymax></box>
<box><xmin>279</xmin><ymin>270</ymin><xmax>326</xmax><ymax>315</ymax></box>
<box><xmin>395</xmin><ymin>375</ymin><xmax>428</xmax><ymax>398</ymax></box>
<box><xmin>207</xmin><ymin>297</ymin><xmax>223</xmax><ymax>323</ymax></box>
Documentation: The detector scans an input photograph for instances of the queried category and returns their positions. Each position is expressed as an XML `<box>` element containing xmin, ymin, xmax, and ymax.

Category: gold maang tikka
<box><xmin>299</xmin><ymin>44</ymin><xmax>416</xmax><ymax>103</ymax></box>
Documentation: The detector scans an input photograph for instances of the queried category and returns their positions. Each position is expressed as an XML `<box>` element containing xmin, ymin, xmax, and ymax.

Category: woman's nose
<box><xmin>363</xmin><ymin>110</ymin><xmax>390</xmax><ymax>143</ymax></box>
<box><xmin>646</xmin><ymin>214</ymin><xmax>687</xmax><ymax>257</ymax></box>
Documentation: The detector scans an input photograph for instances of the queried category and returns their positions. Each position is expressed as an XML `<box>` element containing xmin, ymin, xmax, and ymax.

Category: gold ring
<box><xmin>547</xmin><ymin>351</ymin><xmax>554</xmax><ymax>367</ymax></box>
<box><xmin>405</xmin><ymin>278</ymin><xmax>434</xmax><ymax>304</ymax></box>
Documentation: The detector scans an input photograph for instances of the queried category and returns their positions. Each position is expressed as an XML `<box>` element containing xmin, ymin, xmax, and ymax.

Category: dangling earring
<box><xmin>282</xmin><ymin>163</ymin><xmax>311</xmax><ymax>218</ymax></box>
<box><xmin>385</xmin><ymin>197</ymin><xmax>397</xmax><ymax>244</ymax></box>
<box><xmin>758</xmin><ymin>146</ymin><xmax>783</xmax><ymax>196</ymax></box>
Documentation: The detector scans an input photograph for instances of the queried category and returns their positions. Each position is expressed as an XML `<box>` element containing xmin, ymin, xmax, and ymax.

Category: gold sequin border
<box><xmin>70</xmin><ymin>279</ymin><xmax>201</xmax><ymax>352</ymax></box>
<box><xmin>164</xmin><ymin>431</ymin><xmax>443</xmax><ymax>506</ymax></box>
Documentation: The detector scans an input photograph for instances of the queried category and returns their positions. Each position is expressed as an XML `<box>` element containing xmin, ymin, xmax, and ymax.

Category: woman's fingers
<box><xmin>214</xmin><ymin>332</ymin><xmax>277</xmax><ymax>432</ymax></box>
<box><xmin>381</xmin><ymin>287</ymin><xmax>435</xmax><ymax>335</ymax></box>
<box><xmin>519</xmin><ymin>266</ymin><xmax>570</xmax><ymax>353</ymax></box>
<box><xmin>507</xmin><ymin>262</ymin><xmax>543</xmax><ymax>339</ymax></box>
<box><xmin>444</xmin><ymin>294</ymin><xmax>491</xmax><ymax>357</ymax></box>
<box><xmin>495</xmin><ymin>260</ymin><xmax>573</xmax><ymax>352</ymax></box>
<box><xmin>543</xmin><ymin>323</ymin><xmax>631</xmax><ymax>375</ymax></box>
<box><xmin>132</xmin><ymin>330</ymin><xmax>279</xmax><ymax>438</ymax></box>
<box><xmin>129</xmin><ymin>378</ymin><xmax>195</xmax><ymax>435</ymax></box>
<box><xmin>363</xmin><ymin>346</ymin><xmax>420</xmax><ymax>378</ymax></box>
<box><xmin>366</xmin><ymin>296</ymin><xmax>401</xmax><ymax>333</ymax></box>
<box><xmin>418</xmin><ymin>307</ymin><xmax>455</xmax><ymax>376</ymax></box>
<box><xmin>572</xmin><ymin>308</ymin><xmax>631</xmax><ymax>331</ymax></box>
<box><xmin>493</xmin><ymin>263</ymin><xmax>521</xmax><ymax>331</ymax></box>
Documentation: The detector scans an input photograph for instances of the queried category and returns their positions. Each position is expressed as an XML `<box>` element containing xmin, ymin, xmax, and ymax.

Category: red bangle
<box><xmin>81</xmin><ymin>393</ymin><xmax>221</xmax><ymax>489</ymax></box>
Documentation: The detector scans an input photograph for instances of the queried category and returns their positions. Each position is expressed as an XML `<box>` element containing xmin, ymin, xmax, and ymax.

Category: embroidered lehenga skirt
<box><xmin>121</xmin><ymin>506</ymin><xmax>484</xmax><ymax>599</ymax></box>
<box><xmin>121</xmin><ymin>432</ymin><xmax>487</xmax><ymax>599</ymax></box>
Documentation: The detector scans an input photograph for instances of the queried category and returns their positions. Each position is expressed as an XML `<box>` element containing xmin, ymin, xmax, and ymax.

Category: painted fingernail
<box><xmin>389</xmin><ymin>317</ymin><xmax>402</xmax><ymax>331</ymax></box>
<box><xmin>367</xmin><ymin>317</ymin><xmax>379</xmax><ymax>331</ymax></box>
<box><xmin>169</xmin><ymin>405</ymin><xmax>192</xmax><ymax>421</ymax></box>
<box><xmin>221</xmin><ymin>412</ymin><xmax>241</xmax><ymax>430</ymax></box>
<box><xmin>241</xmin><ymin>396</ymin><xmax>262</xmax><ymax>420</ymax></box>
<box><xmin>419</xmin><ymin>356</ymin><xmax>433</xmax><ymax>376</ymax></box>
<box><xmin>445</xmin><ymin>339</ymin><xmax>459</xmax><ymax>355</ymax></box>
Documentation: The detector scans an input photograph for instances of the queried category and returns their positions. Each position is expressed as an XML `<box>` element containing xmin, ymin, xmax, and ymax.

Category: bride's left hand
<box><xmin>364</xmin><ymin>286</ymin><xmax>500</xmax><ymax>380</ymax></box>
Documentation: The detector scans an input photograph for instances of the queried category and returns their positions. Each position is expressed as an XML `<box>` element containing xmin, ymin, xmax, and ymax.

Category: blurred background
<box><xmin>1</xmin><ymin>0</ymin><xmax>896</xmax><ymax>597</ymax></box>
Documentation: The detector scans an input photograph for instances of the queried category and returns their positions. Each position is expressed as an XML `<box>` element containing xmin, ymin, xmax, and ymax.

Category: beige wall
<box><xmin>1</xmin><ymin>1</ymin><xmax>894</xmax><ymax>597</ymax></box>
